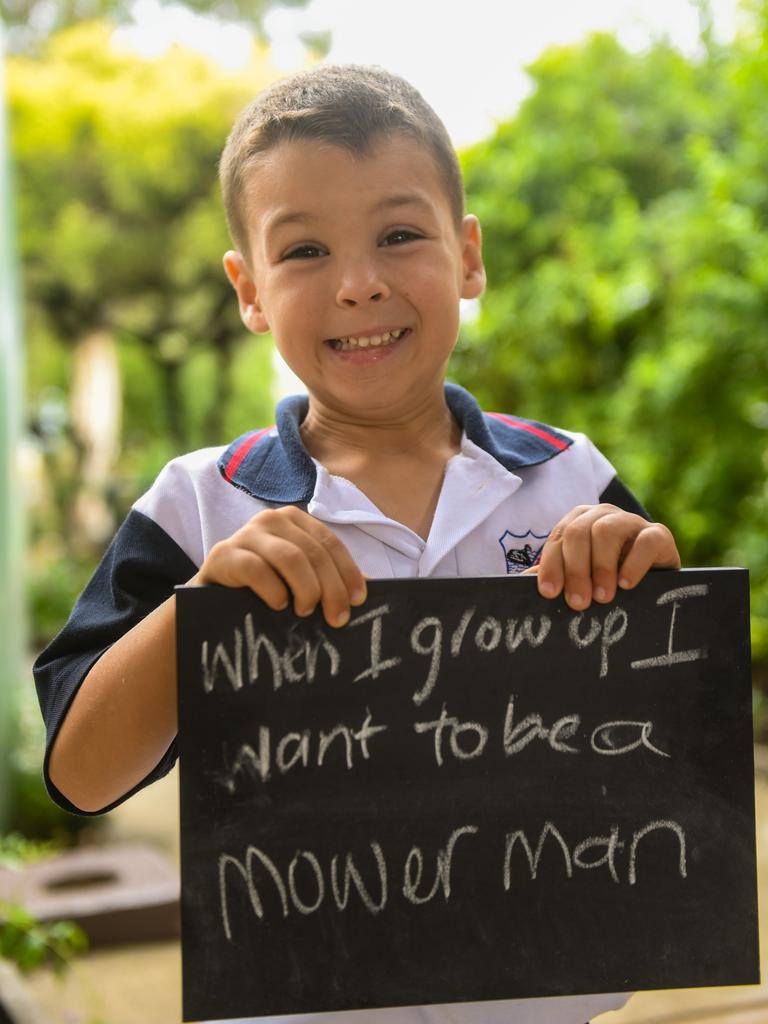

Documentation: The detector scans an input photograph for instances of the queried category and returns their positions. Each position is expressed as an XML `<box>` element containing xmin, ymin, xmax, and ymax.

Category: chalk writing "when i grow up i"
<box><xmin>200</xmin><ymin>584</ymin><xmax>710</xmax><ymax>706</ymax></box>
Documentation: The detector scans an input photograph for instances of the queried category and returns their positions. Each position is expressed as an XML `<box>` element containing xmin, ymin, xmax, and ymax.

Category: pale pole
<box><xmin>0</xmin><ymin>16</ymin><xmax>25</xmax><ymax>830</ymax></box>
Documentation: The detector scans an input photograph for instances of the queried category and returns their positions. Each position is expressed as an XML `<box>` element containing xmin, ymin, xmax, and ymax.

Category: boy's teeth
<box><xmin>332</xmin><ymin>328</ymin><xmax>405</xmax><ymax>351</ymax></box>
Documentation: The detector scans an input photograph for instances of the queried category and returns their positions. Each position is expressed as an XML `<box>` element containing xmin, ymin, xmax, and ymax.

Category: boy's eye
<box><xmin>283</xmin><ymin>244</ymin><xmax>325</xmax><ymax>260</ymax></box>
<box><xmin>381</xmin><ymin>229</ymin><xmax>421</xmax><ymax>246</ymax></box>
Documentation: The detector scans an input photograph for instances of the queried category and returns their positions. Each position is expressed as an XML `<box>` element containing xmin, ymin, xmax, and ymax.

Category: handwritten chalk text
<box><xmin>218</xmin><ymin>817</ymin><xmax>687</xmax><ymax>939</ymax></box>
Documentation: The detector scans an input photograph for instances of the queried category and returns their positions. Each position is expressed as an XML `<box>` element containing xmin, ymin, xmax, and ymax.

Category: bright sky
<box><xmin>117</xmin><ymin>0</ymin><xmax>743</xmax><ymax>146</ymax></box>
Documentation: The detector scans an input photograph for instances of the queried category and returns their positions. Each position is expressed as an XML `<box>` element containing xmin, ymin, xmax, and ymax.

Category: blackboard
<box><xmin>175</xmin><ymin>568</ymin><xmax>758</xmax><ymax>1022</ymax></box>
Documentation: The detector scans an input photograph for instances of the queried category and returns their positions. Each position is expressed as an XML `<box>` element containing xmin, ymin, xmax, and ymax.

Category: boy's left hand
<box><xmin>528</xmin><ymin>504</ymin><xmax>681</xmax><ymax>611</ymax></box>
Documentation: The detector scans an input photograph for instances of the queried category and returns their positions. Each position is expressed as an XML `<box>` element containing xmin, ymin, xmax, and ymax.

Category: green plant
<box><xmin>0</xmin><ymin>832</ymin><xmax>57</xmax><ymax>869</ymax></box>
<box><xmin>27</xmin><ymin>548</ymin><xmax>96</xmax><ymax>650</ymax></box>
<box><xmin>0</xmin><ymin>900</ymin><xmax>87</xmax><ymax>974</ymax></box>
<box><xmin>6</xmin><ymin>681</ymin><xmax>99</xmax><ymax>844</ymax></box>
<box><xmin>0</xmin><ymin>834</ymin><xmax>88</xmax><ymax>974</ymax></box>
<box><xmin>454</xmin><ymin>16</ymin><xmax>768</xmax><ymax>682</ymax></box>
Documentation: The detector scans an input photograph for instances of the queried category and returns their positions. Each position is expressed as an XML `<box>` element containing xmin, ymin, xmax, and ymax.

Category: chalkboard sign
<box><xmin>175</xmin><ymin>568</ymin><xmax>758</xmax><ymax>1022</ymax></box>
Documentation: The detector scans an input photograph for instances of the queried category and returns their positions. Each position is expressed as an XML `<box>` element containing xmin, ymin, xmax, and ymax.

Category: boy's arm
<box><xmin>34</xmin><ymin>508</ymin><xmax>199</xmax><ymax>816</ymax></box>
<box><xmin>47</xmin><ymin>595</ymin><xmax>179</xmax><ymax>813</ymax></box>
<box><xmin>43</xmin><ymin>505</ymin><xmax>367</xmax><ymax>814</ymax></box>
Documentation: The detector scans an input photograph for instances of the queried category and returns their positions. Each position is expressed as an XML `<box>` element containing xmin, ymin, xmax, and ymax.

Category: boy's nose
<box><xmin>335</xmin><ymin>265</ymin><xmax>391</xmax><ymax>308</ymax></box>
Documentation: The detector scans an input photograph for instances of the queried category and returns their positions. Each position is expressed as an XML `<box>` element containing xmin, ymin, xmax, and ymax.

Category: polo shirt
<box><xmin>33</xmin><ymin>382</ymin><xmax>644</xmax><ymax>1023</ymax></box>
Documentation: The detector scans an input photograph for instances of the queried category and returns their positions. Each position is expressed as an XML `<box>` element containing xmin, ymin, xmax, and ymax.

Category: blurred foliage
<box><xmin>0</xmin><ymin>0</ymin><xmax>310</xmax><ymax>55</ymax></box>
<box><xmin>10</xmin><ymin>20</ymin><xmax>276</xmax><ymax>447</ymax></box>
<box><xmin>0</xmin><ymin>901</ymin><xmax>87</xmax><ymax>974</ymax></box>
<box><xmin>0</xmin><ymin>837</ymin><xmax>87</xmax><ymax>978</ymax></box>
<box><xmin>0</xmin><ymin>833</ymin><xmax>56</xmax><ymax>868</ymax></box>
<box><xmin>8</xmin><ymin>747</ymin><xmax>92</xmax><ymax>841</ymax></box>
<box><xmin>8</xmin><ymin>21</ymin><xmax>281</xmax><ymax>655</ymax></box>
<box><xmin>6</xmin><ymin>677</ymin><xmax>95</xmax><ymax>842</ymax></box>
<box><xmin>454</xmin><ymin>8</ymin><xmax>768</xmax><ymax>668</ymax></box>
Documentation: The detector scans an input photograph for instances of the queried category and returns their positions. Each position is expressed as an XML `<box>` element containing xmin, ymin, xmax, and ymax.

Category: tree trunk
<box><xmin>69</xmin><ymin>328</ymin><xmax>121</xmax><ymax>552</ymax></box>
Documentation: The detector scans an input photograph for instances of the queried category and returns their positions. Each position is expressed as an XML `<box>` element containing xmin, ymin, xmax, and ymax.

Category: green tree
<box><xmin>9</xmin><ymin>22</ymin><xmax>283</xmax><ymax>637</ymax></box>
<box><xmin>0</xmin><ymin>0</ymin><xmax>310</xmax><ymax>54</ymax></box>
<box><xmin>453</xmin><ymin>17</ymin><xmax>768</xmax><ymax>667</ymax></box>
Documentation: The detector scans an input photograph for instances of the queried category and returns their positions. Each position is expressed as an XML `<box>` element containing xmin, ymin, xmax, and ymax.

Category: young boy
<box><xmin>35</xmin><ymin>64</ymin><xmax>680</xmax><ymax>1023</ymax></box>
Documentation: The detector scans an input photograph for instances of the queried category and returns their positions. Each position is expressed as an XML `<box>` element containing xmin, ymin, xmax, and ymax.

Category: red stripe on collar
<box><xmin>486</xmin><ymin>412</ymin><xmax>570</xmax><ymax>452</ymax></box>
<box><xmin>222</xmin><ymin>426</ymin><xmax>273</xmax><ymax>482</ymax></box>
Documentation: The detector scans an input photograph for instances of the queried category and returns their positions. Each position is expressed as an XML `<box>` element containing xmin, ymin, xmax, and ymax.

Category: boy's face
<box><xmin>224</xmin><ymin>133</ymin><xmax>485</xmax><ymax>422</ymax></box>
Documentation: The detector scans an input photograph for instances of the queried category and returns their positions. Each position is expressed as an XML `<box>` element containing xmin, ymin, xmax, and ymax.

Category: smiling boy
<box><xmin>222</xmin><ymin>131</ymin><xmax>481</xmax><ymax>549</ymax></box>
<box><xmin>35</xmin><ymin>64</ymin><xmax>680</xmax><ymax>1023</ymax></box>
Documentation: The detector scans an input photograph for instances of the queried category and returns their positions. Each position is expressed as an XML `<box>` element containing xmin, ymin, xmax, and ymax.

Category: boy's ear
<box><xmin>460</xmin><ymin>215</ymin><xmax>486</xmax><ymax>300</ymax></box>
<box><xmin>222</xmin><ymin>250</ymin><xmax>270</xmax><ymax>334</ymax></box>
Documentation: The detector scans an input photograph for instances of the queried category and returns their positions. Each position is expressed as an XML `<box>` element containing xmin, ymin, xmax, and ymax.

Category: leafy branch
<box><xmin>0</xmin><ymin>902</ymin><xmax>87</xmax><ymax>975</ymax></box>
<box><xmin>0</xmin><ymin>834</ymin><xmax>88</xmax><ymax>974</ymax></box>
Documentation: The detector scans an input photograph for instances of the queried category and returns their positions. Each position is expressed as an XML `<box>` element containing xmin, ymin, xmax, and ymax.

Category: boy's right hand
<box><xmin>187</xmin><ymin>507</ymin><xmax>367</xmax><ymax>627</ymax></box>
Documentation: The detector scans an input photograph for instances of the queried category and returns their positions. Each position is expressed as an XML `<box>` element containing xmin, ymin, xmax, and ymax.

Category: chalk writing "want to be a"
<box><xmin>222</xmin><ymin>696</ymin><xmax>670</xmax><ymax>790</ymax></box>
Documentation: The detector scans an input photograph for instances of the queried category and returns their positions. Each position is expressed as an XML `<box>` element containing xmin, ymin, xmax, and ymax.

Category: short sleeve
<box><xmin>598</xmin><ymin>475</ymin><xmax>651</xmax><ymax>520</ymax></box>
<box><xmin>33</xmin><ymin>508</ymin><xmax>199</xmax><ymax>815</ymax></box>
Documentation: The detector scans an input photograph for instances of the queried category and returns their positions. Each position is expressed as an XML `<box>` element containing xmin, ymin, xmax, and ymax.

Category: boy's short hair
<box><xmin>219</xmin><ymin>64</ymin><xmax>465</xmax><ymax>257</ymax></box>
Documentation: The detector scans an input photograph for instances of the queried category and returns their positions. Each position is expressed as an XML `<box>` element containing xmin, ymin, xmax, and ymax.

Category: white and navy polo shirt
<box><xmin>34</xmin><ymin>383</ymin><xmax>641</xmax><ymax>1023</ymax></box>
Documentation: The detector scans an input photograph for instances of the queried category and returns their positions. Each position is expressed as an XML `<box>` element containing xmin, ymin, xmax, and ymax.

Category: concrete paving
<box><xmin>22</xmin><ymin>765</ymin><xmax>768</xmax><ymax>1024</ymax></box>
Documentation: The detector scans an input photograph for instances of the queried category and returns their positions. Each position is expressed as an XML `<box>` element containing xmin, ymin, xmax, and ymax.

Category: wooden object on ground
<box><xmin>0</xmin><ymin>844</ymin><xmax>179</xmax><ymax>947</ymax></box>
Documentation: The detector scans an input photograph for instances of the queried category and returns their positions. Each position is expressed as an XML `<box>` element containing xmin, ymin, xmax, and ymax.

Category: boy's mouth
<box><xmin>328</xmin><ymin>327</ymin><xmax>409</xmax><ymax>352</ymax></box>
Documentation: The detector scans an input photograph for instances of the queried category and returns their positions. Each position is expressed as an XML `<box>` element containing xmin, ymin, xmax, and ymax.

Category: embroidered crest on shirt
<box><xmin>498</xmin><ymin>530</ymin><xmax>549</xmax><ymax>574</ymax></box>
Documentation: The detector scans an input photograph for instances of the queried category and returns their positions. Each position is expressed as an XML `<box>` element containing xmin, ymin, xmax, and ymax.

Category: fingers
<box><xmin>536</xmin><ymin>505</ymin><xmax>596</xmax><ymax>608</ymax></box>
<box><xmin>615</xmin><ymin>522</ymin><xmax>681</xmax><ymax>586</ymax></box>
<box><xmin>536</xmin><ymin>505</ymin><xmax>680</xmax><ymax>610</ymax></box>
<box><xmin>193</xmin><ymin>506</ymin><xmax>367</xmax><ymax>627</ymax></box>
<box><xmin>588</xmin><ymin>510</ymin><xmax>637</xmax><ymax>604</ymax></box>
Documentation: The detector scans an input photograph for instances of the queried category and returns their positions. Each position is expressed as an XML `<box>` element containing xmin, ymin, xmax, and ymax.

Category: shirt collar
<box><xmin>217</xmin><ymin>382</ymin><xmax>573</xmax><ymax>504</ymax></box>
